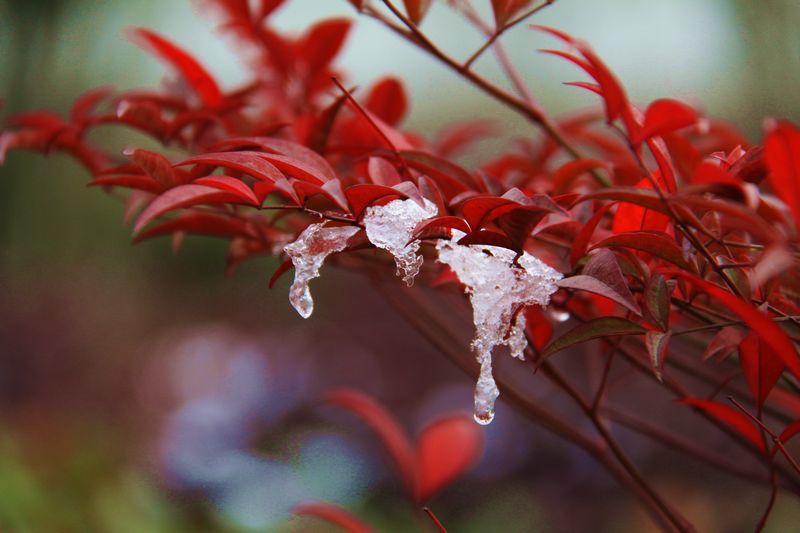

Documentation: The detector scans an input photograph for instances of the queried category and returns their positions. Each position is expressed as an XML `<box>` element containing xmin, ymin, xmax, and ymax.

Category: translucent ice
<box><xmin>363</xmin><ymin>198</ymin><xmax>438</xmax><ymax>286</ymax></box>
<box><xmin>284</xmin><ymin>223</ymin><xmax>360</xmax><ymax>319</ymax></box>
<box><xmin>436</xmin><ymin>231</ymin><xmax>562</xmax><ymax>423</ymax></box>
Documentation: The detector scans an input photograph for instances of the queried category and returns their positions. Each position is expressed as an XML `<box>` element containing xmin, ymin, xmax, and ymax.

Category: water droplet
<box><xmin>548</xmin><ymin>309</ymin><xmax>571</xmax><ymax>322</ymax></box>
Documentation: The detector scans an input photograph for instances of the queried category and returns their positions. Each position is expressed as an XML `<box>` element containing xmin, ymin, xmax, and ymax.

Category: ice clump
<box><xmin>436</xmin><ymin>231</ymin><xmax>562</xmax><ymax>424</ymax></box>
<box><xmin>363</xmin><ymin>198</ymin><xmax>438</xmax><ymax>286</ymax></box>
<box><xmin>284</xmin><ymin>223</ymin><xmax>360</xmax><ymax>319</ymax></box>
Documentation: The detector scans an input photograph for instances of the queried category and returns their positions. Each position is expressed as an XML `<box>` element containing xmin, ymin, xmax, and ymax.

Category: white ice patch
<box><xmin>363</xmin><ymin>198</ymin><xmax>438</xmax><ymax>286</ymax></box>
<box><xmin>284</xmin><ymin>223</ymin><xmax>360</xmax><ymax>319</ymax></box>
<box><xmin>436</xmin><ymin>231</ymin><xmax>562</xmax><ymax>424</ymax></box>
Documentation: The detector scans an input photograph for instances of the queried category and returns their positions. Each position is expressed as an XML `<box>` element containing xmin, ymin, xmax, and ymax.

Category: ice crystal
<box><xmin>436</xmin><ymin>232</ymin><xmax>562</xmax><ymax>424</ymax></box>
<box><xmin>363</xmin><ymin>198</ymin><xmax>438</xmax><ymax>286</ymax></box>
<box><xmin>284</xmin><ymin>223</ymin><xmax>360</xmax><ymax>319</ymax></box>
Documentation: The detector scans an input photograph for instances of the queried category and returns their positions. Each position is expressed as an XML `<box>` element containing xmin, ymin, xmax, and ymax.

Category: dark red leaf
<box><xmin>764</xmin><ymin>120</ymin><xmax>800</xmax><ymax>230</ymax></box>
<box><xmin>559</xmin><ymin>249</ymin><xmax>640</xmax><ymax>315</ymax></box>
<box><xmin>412</xmin><ymin>216</ymin><xmax>471</xmax><ymax>242</ymax></box>
<box><xmin>130</xmin><ymin>149</ymin><xmax>180</xmax><ymax>188</ymax></box>
<box><xmin>635</xmin><ymin>99</ymin><xmax>699</xmax><ymax>144</ymax></box>
<box><xmin>739</xmin><ymin>332</ymin><xmax>785</xmax><ymax>409</ymax></box>
<box><xmin>194</xmin><ymin>175</ymin><xmax>259</xmax><ymax>205</ymax></box>
<box><xmin>126</xmin><ymin>28</ymin><xmax>222</xmax><ymax>107</ymax></box>
<box><xmin>365</xmin><ymin>77</ymin><xmax>408</xmax><ymax>126</ymax></box>
<box><xmin>416</xmin><ymin>414</ymin><xmax>482</xmax><ymax>503</ymax></box>
<box><xmin>569</xmin><ymin>203</ymin><xmax>613</xmax><ymax>267</ymax></box>
<box><xmin>552</xmin><ymin>158</ymin><xmax>609</xmax><ymax>193</ymax></box>
<box><xmin>133</xmin><ymin>185</ymin><xmax>247</xmax><ymax>233</ymax></box>
<box><xmin>456</xmin><ymin>230</ymin><xmax>517</xmax><ymax>252</ymax></box>
<box><xmin>491</xmin><ymin>0</ymin><xmax>533</xmax><ymax>27</ymax></box>
<box><xmin>176</xmin><ymin>151</ymin><xmax>284</xmax><ymax>182</ymax></box>
<box><xmin>643</xmin><ymin>273</ymin><xmax>671</xmax><ymax>331</ymax></box>
<box><xmin>88</xmin><ymin>174</ymin><xmax>163</xmax><ymax>194</ymax></box>
<box><xmin>269</xmin><ymin>258</ymin><xmax>294</xmax><ymax>289</ymax></box>
<box><xmin>779</xmin><ymin>420</ymin><xmax>800</xmax><ymax>445</ymax></box>
<box><xmin>368</xmin><ymin>157</ymin><xmax>402</xmax><ymax>187</ymax></box>
<box><xmin>540</xmin><ymin>317</ymin><xmax>646</xmax><ymax>360</ymax></box>
<box><xmin>593</xmin><ymin>231</ymin><xmax>692</xmax><ymax>271</ymax></box>
<box><xmin>133</xmin><ymin>211</ymin><xmax>253</xmax><ymax>243</ymax></box>
<box><xmin>345</xmin><ymin>183</ymin><xmax>405</xmax><ymax>219</ymax></box>
<box><xmin>402</xmin><ymin>0</ymin><xmax>432</xmax><ymax>25</ymax></box>
<box><xmin>298</xmin><ymin>19</ymin><xmax>352</xmax><ymax>76</ymax></box>
<box><xmin>678</xmin><ymin>398</ymin><xmax>765</xmax><ymax>451</ymax></box>
<box><xmin>703</xmin><ymin>326</ymin><xmax>746</xmax><ymax>361</ymax></box>
<box><xmin>461</xmin><ymin>196</ymin><xmax>513</xmax><ymax>230</ymax></box>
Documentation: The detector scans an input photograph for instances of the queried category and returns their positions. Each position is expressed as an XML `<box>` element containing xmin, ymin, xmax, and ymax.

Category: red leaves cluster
<box><xmin>2</xmin><ymin>3</ymin><xmax>800</xmax><ymax>521</ymax></box>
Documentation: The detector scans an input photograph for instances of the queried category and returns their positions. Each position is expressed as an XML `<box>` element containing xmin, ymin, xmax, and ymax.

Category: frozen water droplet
<box><xmin>363</xmin><ymin>198</ymin><xmax>437</xmax><ymax>286</ymax></box>
<box><xmin>436</xmin><ymin>231</ymin><xmax>562</xmax><ymax>424</ymax></box>
<box><xmin>548</xmin><ymin>309</ymin><xmax>571</xmax><ymax>322</ymax></box>
<box><xmin>284</xmin><ymin>223</ymin><xmax>360</xmax><ymax>318</ymax></box>
<box><xmin>473</xmin><ymin>354</ymin><xmax>498</xmax><ymax>425</ymax></box>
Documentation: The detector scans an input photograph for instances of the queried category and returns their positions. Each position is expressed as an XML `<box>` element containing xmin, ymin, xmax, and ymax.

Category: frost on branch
<box><xmin>363</xmin><ymin>198</ymin><xmax>438</xmax><ymax>286</ymax></box>
<box><xmin>284</xmin><ymin>223</ymin><xmax>360</xmax><ymax>319</ymax></box>
<box><xmin>436</xmin><ymin>232</ymin><xmax>562</xmax><ymax>424</ymax></box>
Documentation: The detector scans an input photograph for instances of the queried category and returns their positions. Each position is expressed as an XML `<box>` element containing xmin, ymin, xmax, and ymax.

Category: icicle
<box><xmin>436</xmin><ymin>231</ymin><xmax>562</xmax><ymax>423</ymax></box>
<box><xmin>474</xmin><ymin>353</ymin><xmax>499</xmax><ymax>425</ymax></box>
<box><xmin>283</xmin><ymin>223</ymin><xmax>360</xmax><ymax>319</ymax></box>
<box><xmin>363</xmin><ymin>198</ymin><xmax>438</xmax><ymax>286</ymax></box>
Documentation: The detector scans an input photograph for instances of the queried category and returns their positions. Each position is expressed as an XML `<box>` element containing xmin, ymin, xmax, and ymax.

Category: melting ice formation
<box><xmin>283</xmin><ymin>200</ymin><xmax>562</xmax><ymax>424</ymax></box>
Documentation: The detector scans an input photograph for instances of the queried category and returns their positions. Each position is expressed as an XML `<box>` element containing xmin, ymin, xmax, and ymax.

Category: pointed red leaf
<box><xmin>298</xmin><ymin>19</ymin><xmax>352</xmax><ymax>75</ymax></box>
<box><xmin>593</xmin><ymin>231</ymin><xmax>692</xmax><ymax>271</ymax></box>
<box><xmin>491</xmin><ymin>0</ymin><xmax>533</xmax><ymax>27</ymax></box>
<box><xmin>412</xmin><ymin>216</ymin><xmax>471</xmax><ymax>242</ymax></box>
<box><xmin>88</xmin><ymin>174</ymin><xmax>163</xmax><ymax>194</ymax></box>
<box><xmin>559</xmin><ymin>249</ymin><xmax>640</xmax><ymax>315</ymax></box>
<box><xmin>635</xmin><ymin>99</ymin><xmax>699</xmax><ymax>144</ymax></box>
<box><xmin>645</xmin><ymin>330</ymin><xmax>671</xmax><ymax>382</ymax></box>
<box><xmin>611</xmin><ymin>179</ymin><xmax>670</xmax><ymax>234</ymax></box>
<box><xmin>345</xmin><ymin>183</ymin><xmax>405</xmax><ymax>219</ymax></box>
<box><xmin>368</xmin><ymin>157</ymin><xmax>402</xmax><ymax>186</ymax></box>
<box><xmin>416</xmin><ymin>414</ymin><xmax>482</xmax><ymax>503</ymax></box>
<box><xmin>540</xmin><ymin>317</ymin><xmax>646</xmax><ymax>360</ymax></box>
<box><xmin>133</xmin><ymin>185</ymin><xmax>246</xmax><ymax>233</ymax></box>
<box><xmin>365</xmin><ymin>77</ymin><xmax>407</xmax><ymax>126</ymax></box>
<box><xmin>569</xmin><ymin>203</ymin><xmax>613</xmax><ymax>267</ymax></box>
<box><xmin>403</xmin><ymin>0</ymin><xmax>432</xmax><ymax>25</ymax></box>
<box><xmin>194</xmin><ymin>175</ymin><xmax>259</xmax><ymax>205</ymax></box>
<box><xmin>739</xmin><ymin>332</ymin><xmax>785</xmax><ymax>409</ymax></box>
<box><xmin>177</xmin><ymin>151</ymin><xmax>284</xmax><ymax>182</ymax></box>
<box><xmin>130</xmin><ymin>149</ymin><xmax>180</xmax><ymax>188</ymax></box>
<box><xmin>133</xmin><ymin>211</ymin><xmax>253</xmax><ymax>243</ymax></box>
<box><xmin>764</xmin><ymin>120</ymin><xmax>800</xmax><ymax>230</ymax></box>
<box><xmin>679</xmin><ymin>398</ymin><xmax>765</xmax><ymax>451</ymax></box>
<box><xmin>779</xmin><ymin>420</ymin><xmax>800</xmax><ymax>445</ymax></box>
<box><xmin>269</xmin><ymin>258</ymin><xmax>294</xmax><ymax>289</ymax></box>
<box><xmin>126</xmin><ymin>28</ymin><xmax>222</xmax><ymax>107</ymax></box>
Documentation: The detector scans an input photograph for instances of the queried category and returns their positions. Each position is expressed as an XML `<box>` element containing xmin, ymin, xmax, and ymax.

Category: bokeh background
<box><xmin>1</xmin><ymin>1</ymin><xmax>800</xmax><ymax>531</ymax></box>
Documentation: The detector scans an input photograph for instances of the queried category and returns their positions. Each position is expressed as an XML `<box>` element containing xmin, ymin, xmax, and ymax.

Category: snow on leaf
<box><xmin>436</xmin><ymin>231</ymin><xmax>562</xmax><ymax>424</ymax></box>
<box><xmin>363</xmin><ymin>198</ymin><xmax>438</xmax><ymax>286</ymax></box>
<box><xmin>283</xmin><ymin>223</ymin><xmax>359</xmax><ymax>318</ymax></box>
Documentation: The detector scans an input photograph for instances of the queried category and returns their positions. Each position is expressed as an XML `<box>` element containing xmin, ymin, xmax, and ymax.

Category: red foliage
<box><xmin>3</xmin><ymin>2</ymin><xmax>799</xmax><ymax>530</ymax></box>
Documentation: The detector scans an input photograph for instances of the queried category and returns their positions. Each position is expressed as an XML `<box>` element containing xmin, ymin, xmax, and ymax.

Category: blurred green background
<box><xmin>1</xmin><ymin>1</ymin><xmax>800</xmax><ymax>531</ymax></box>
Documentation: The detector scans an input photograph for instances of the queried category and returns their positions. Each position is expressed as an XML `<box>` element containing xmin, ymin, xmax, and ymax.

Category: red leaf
<box><xmin>416</xmin><ymin>415</ymin><xmax>482</xmax><ymax>503</ymax></box>
<box><xmin>130</xmin><ymin>149</ymin><xmax>180</xmax><ymax>188</ymax></box>
<box><xmin>524</xmin><ymin>306</ymin><xmax>553</xmax><ymax>350</ymax></box>
<box><xmin>643</xmin><ymin>273</ymin><xmax>671</xmax><ymax>331</ymax></box>
<box><xmin>402</xmin><ymin>0</ymin><xmax>432</xmax><ymax>25</ymax></box>
<box><xmin>611</xmin><ymin>179</ymin><xmax>670</xmax><ymax>234</ymax></box>
<box><xmin>126</xmin><ymin>28</ymin><xmax>222</xmax><ymax>107</ymax></box>
<box><xmin>368</xmin><ymin>157</ymin><xmax>402</xmax><ymax>187</ymax></box>
<box><xmin>552</xmin><ymin>158</ymin><xmax>609</xmax><ymax>193</ymax></box>
<box><xmin>635</xmin><ymin>99</ymin><xmax>699</xmax><ymax>144</ymax></box>
<box><xmin>678</xmin><ymin>398</ymin><xmax>765</xmax><ymax>451</ymax></box>
<box><xmin>70</xmin><ymin>85</ymin><xmax>115</xmax><ymax>121</ymax></box>
<box><xmin>133</xmin><ymin>185</ymin><xmax>246</xmax><ymax>233</ymax></box>
<box><xmin>325</xmin><ymin>389</ymin><xmax>417</xmax><ymax>496</ymax></box>
<box><xmin>779</xmin><ymin>420</ymin><xmax>800</xmax><ymax>445</ymax></box>
<box><xmin>491</xmin><ymin>0</ymin><xmax>533</xmax><ymax>27</ymax></box>
<box><xmin>412</xmin><ymin>216</ymin><xmax>471</xmax><ymax>242</ymax></box>
<box><xmin>298</xmin><ymin>19</ymin><xmax>352</xmax><ymax>76</ymax></box>
<box><xmin>739</xmin><ymin>332</ymin><xmax>785</xmax><ymax>409</ymax></box>
<box><xmin>592</xmin><ymin>231</ymin><xmax>692</xmax><ymax>271</ymax></box>
<box><xmin>293</xmin><ymin>502</ymin><xmax>377</xmax><ymax>533</ymax></box>
<box><xmin>703</xmin><ymin>326</ymin><xmax>746</xmax><ymax>361</ymax></box>
<box><xmin>670</xmin><ymin>271</ymin><xmax>800</xmax><ymax>380</ymax></box>
<box><xmin>194</xmin><ymin>175</ymin><xmax>259</xmax><ymax>205</ymax></box>
<box><xmin>205</xmin><ymin>136</ymin><xmax>337</xmax><ymax>181</ymax></box>
<box><xmin>400</xmin><ymin>150</ymin><xmax>476</xmax><ymax>197</ymax></box>
<box><xmin>177</xmin><ymin>151</ymin><xmax>284</xmax><ymax>182</ymax></box>
<box><xmin>764</xmin><ymin>120</ymin><xmax>800</xmax><ymax>230</ymax></box>
<box><xmin>461</xmin><ymin>196</ymin><xmax>513</xmax><ymax>230</ymax></box>
<box><xmin>365</xmin><ymin>77</ymin><xmax>407</xmax><ymax>126</ymax></box>
<box><xmin>345</xmin><ymin>184</ymin><xmax>405</xmax><ymax>219</ymax></box>
<box><xmin>540</xmin><ymin>317</ymin><xmax>646</xmax><ymax>360</ymax></box>
<box><xmin>559</xmin><ymin>249</ymin><xmax>640</xmax><ymax>315</ymax></box>
<box><xmin>456</xmin><ymin>230</ymin><xmax>517</xmax><ymax>252</ymax></box>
